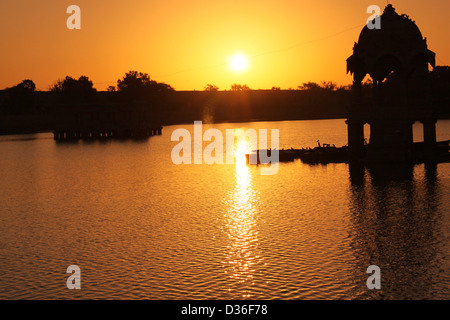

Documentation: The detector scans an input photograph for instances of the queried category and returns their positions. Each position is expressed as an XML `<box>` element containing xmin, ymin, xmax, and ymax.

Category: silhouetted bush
<box><xmin>2</xmin><ymin>79</ymin><xmax>36</xmax><ymax>114</ymax></box>
<box><xmin>204</xmin><ymin>84</ymin><xmax>219</xmax><ymax>91</ymax></box>
<box><xmin>50</xmin><ymin>75</ymin><xmax>97</xmax><ymax>103</ymax></box>
<box><xmin>230</xmin><ymin>84</ymin><xmax>251</xmax><ymax>91</ymax></box>
<box><xmin>115</xmin><ymin>70</ymin><xmax>174</xmax><ymax>102</ymax></box>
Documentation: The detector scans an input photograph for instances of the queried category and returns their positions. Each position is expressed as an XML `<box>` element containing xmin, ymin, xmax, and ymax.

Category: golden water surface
<box><xmin>0</xmin><ymin>119</ymin><xmax>449</xmax><ymax>299</ymax></box>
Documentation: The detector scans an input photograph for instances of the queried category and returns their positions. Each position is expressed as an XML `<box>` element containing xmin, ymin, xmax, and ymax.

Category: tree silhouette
<box><xmin>152</xmin><ymin>82</ymin><xmax>174</xmax><ymax>93</ymax></box>
<box><xmin>321</xmin><ymin>81</ymin><xmax>337</xmax><ymax>91</ymax></box>
<box><xmin>50</xmin><ymin>75</ymin><xmax>97</xmax><ymax>103</ymax></box>
<box><xmin>116</xmin><ymin>71</ymin><xmax>174</xmax><ymax>101</ymax></box>
<box><xmin>5</xmin><ymin>79</ymin><xmax>36</xmax><ymax>113</ymax></box>
<box><xmin>117</xmin><ymin>71</ymin><xmax>151</xmax><ymax>95</ymax></box>
<box><xmin>297</xmin><ymin>82</ymin><xmax>321</xmax><ymax>91</ymax></box>
<box><xmin>16</xmin><ymin>79</ymin><xmax>36</xmax><ymax>92</ymax></box>
<box><xmin>297</xmin><ymin>81</ymin><xmax>338</xmax><ymax>91</ymax></box>
<box><xmin>204</xmin><ymin>84</ymin><xmax>219</xmax><ymax>91</ymax></box>
<box><xmin>49</xmin><ymin>79</ymin><xmax>64</xmax><ymax>92</ymax></box>
<box><xmin>230</xmin><ymin>83</ymin><xmax>250</xmax><ymax>91</ymax></box>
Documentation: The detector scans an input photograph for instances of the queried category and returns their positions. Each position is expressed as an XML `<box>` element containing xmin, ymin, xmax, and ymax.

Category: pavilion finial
<box><xmin>384</xmin><ymin>3</ymin><xmax>396</xmax><ymax>14</ymax></box>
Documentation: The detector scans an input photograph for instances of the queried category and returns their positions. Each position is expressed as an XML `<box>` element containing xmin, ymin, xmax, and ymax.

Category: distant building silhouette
<box><xmin>346</xmin><ymin>4</ymin><xmax>437</xmax><ymax>162</ymax></box>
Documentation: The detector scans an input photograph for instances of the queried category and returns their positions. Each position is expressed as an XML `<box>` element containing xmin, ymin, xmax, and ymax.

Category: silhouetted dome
<box><xmin>358</xmin><ymin>5</ymin><xmax>425</xmax><ymax>53</ymax></box>
<box><xmin>347</xmin><ymin>4</ymin><xmax>435</xmax><ymax>80</ymax></box>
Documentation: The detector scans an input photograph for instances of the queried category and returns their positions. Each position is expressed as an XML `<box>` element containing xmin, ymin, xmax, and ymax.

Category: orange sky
<box><xmin>0</xmin><ymin>0</ymin><xmax>449</xmax><ymax>91</ymax></box>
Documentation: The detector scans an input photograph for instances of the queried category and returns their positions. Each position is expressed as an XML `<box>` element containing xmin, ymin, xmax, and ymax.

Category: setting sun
<box><xmin>230</xmin><ymin>54</ymin><xmax>247</xmax><ymax>72</ymax></box>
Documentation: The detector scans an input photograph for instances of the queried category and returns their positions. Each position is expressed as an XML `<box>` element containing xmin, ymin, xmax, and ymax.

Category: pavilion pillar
<box><xmin>346</xmin><ymin>119</ymin><xmax>365</xmax><ymax>158</ymax></box>
<box><xmin>423</xmin><ymin>118</ymin><xmax>437</xmax><ymax>159</ymax></box>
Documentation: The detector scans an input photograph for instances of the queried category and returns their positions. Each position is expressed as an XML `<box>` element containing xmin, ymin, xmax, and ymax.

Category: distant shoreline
<box><xmin>2</xmin><ymin>115</ymin><xmax>450</xmax><ymax>137</ymax></box>
<box><xmin>1</xmin><ymin>87</ymin><xmax>449</xmax><ymax>136</ymax></box>
<box><xmin>0</xmin><ymin>115</ymin><xmax>347</xmax><ymax>136</ymax></box>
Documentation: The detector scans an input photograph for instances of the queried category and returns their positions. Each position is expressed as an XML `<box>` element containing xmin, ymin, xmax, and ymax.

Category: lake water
<box><xmin>0</xmin><ymin>119</ymin><xmax>449</xmax><ymax>299</ymax></box>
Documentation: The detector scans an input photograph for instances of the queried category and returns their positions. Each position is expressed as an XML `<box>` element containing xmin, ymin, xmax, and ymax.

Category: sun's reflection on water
<box><xmin>223</xmin><ymin>131</ymin><xmax>262</xmax><ymax>298</ymax></box>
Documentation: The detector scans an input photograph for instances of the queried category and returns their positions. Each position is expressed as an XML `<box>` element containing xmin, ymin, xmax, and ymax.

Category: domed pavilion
<box><xmin>346</xmin><ymin>4</ymin><xmax>436</xmax><ymax>162</ymax></box>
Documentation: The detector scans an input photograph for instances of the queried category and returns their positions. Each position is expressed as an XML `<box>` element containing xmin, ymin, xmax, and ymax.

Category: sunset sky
<box><xmin>0</xmin><ymin>0</ymin><xmax>449</xmax><ymax>91</ymax></box>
